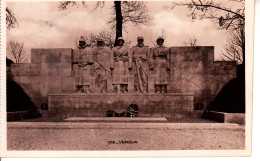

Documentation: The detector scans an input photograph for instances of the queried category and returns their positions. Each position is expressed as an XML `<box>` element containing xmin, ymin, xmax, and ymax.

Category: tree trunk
<box><xmin>114</xmin><ymin>1</ymin><xmax>123</xmax><ymax>47</ymax></box>
<box><xmin>241</xmin><ymin>28</ymin><xmax>245</xmax><ymax>66</ymax></box>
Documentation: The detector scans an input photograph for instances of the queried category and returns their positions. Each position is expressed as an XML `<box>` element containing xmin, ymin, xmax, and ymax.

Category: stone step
<box><xmin>64</xmin><ymin>117</ymin><xmax>168</xmax><ymax>122</ymax></box>
<box><xmin>7</xmin><ymin>122</ymin><xmax>244</xmax><ymax>130</ymax></box>
<box><xmin>48</xmin><ymin>93</ymin><xmax>194</xmax><ymax>118</ymax></box>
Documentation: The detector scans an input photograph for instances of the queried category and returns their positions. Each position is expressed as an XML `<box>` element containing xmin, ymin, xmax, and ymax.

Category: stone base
<box><xmin>64</xmin><ymin>117</ymin><xmax>167</xmax><ymax>122</ymax></box>
<box><xmin>48</xmin><ymin>93</ymin><xmax>194</xmax><ymax>117</ymax></box>
<box><xmin>7</xmin><ymin>111</ymin><xmax>29</xmax><ymax>122</ymax></box>
<box><xmin>206</xmin><ymin>111</ymin><xmax>245</xmax><ymax>124</ymax></box>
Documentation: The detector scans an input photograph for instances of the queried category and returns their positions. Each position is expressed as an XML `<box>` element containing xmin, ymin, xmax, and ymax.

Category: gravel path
<box><xmin>7</xmin><ymin>128</ymin><xmax>245</xmax><ymax>150</ymax></box>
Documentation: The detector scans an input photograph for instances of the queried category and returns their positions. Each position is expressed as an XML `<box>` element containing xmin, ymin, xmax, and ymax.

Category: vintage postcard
<box><xmin>0</xmin><ymin>0</ymin><xmax>254</xmax><ymax>158</ymax></box>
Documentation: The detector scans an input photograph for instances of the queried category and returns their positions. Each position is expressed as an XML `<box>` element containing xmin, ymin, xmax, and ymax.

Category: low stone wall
<box><xmin>7</xmin><ymin>111</ymin><xmax>29</xmax><ymax>122</ymax></box>
<box><xmin>48</xmin><ymin>93</ymin><xmax>193</xmax><ymax>117</ymax></box>
<box><xmin>206</xmin><ymin>111</ymin><xmax>245</xmax><ymax>124</ymax></box>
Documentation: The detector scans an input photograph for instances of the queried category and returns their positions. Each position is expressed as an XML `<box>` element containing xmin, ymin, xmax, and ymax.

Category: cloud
<box><xmin>7</xmin><ymin>1</ymin><xmax>228</xmax><ymax>61</ymax></box>
<box><xmin>7</xmin><ymin>2</ymin><xmax>108</xmax><ymax>49</ymax></box>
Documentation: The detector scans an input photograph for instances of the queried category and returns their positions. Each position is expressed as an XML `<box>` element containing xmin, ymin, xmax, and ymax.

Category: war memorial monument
<box><xmin>9</xmin><ymin>36</ymin><xmax>236</xmax><ymax>118</ymax></box>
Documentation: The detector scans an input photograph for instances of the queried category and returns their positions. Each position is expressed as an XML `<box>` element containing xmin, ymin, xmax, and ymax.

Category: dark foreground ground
<box><xmin>7</xmin><ymin>126</ymin><xmax>245</xmax><ymax>150</ymax></box>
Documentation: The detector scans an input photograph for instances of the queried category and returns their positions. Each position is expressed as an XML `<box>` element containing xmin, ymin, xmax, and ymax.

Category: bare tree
<box><xmin>58</xmin><ymin>1</ymin><xmax>150</xmax><ymax>46</ymax></box>
<box><xmin>172</xmin><ymin>0</ymin><xmax>245</xmax><ymax>64</ymax></box>
<box><xmin>7</xmin><ymin>40</ymin><xmax>28</xmax><ymax>63</ymax></box>
<box><xmin>221</xmin><ymin>27</ymin><xmax>244</xmax><ymax>64</ymax></box>
<box><xmin>183</xmin><ymin>37</ymin><xmax>199</xmax><ymax>47</ymax></box>
<box><xmin>172</xmin><ymin>0</ymin><xmax>244</xmax><ymax>31</ymax></box>
<box><xmin>86</xmin><ymin>31</ymin><xmax>115</xmax><ymax>48</ymax></box>
<box><xmin>75</xmin><ymin>31</ymin><xmax>131</xmax><ymax>49</ymax></box>
<box><xmin>6</xmin><ymin>7</ymin><xmax>19</xmax><ymax>29</ymax></box>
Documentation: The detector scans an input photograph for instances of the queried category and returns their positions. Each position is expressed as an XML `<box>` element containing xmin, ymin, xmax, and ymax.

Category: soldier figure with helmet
<box><xmin>74</xmin><ymin>36</ymin><xmax>94</xmax><ymax>93</ymax></box>
<box><xmin>92</xmin><ymin>37</ymin><xmax>112</xmax><ymax>93</ymax></box>
<box><xmin>131</xmin><ymin>36</ymin><xmax>150</xmax><ymax>93</ymax></box>
<box><xmin>150</xmin><ymin>37</ymin><xmax>170</xmax><ymax>94</ymax></box>
<box><xmin>110</xmin><ymin>37</ymin><xmax>132</xmax><ymax>94</ymax></box>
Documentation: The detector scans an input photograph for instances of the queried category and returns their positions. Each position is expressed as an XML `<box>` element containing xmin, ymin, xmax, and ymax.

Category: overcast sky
<box><xmin>6</xmin><ymin>0</ymin><xmax>235</xmax><ymax>62</ymax></box>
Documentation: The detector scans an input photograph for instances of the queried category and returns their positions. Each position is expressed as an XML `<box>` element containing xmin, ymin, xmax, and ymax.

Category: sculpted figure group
<box><xmin>73</xmin><ymin>36</ymin><xmax>170</xmax><ymax>94</ymax></box>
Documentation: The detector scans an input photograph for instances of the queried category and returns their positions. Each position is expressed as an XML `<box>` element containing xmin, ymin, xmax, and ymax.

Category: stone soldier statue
<box><xmin>77</xmin><ymin>43</ymin><xmax>94</xmax><ymax>94</ymax></box>
<box><xmin>92</xmin><ymin>37</ymin><xmax>112</xmax><ymax>93</ymax></box>
<box><xmin>73</xmin><ymin>36</ymin><xmax>87</xmax><ymax>92</ymax></box>
<box><xmin>131</xmin><ymin>36</ymin><xmax>150</xmax><ymax>93</ymax></box>
<box><xmin>111</xmin><ymin>37</ymin><xmax>132</xmax><ymax>94</ymax></box>
<box><xmin>150</xmin><ymin>37</ymin><xmax>170</xmax><ymax>94</ymax></box>
<box><xmin>73</xmin><ymin>36</ymin><xmax>94</xmax><ymax>93</ymax></box>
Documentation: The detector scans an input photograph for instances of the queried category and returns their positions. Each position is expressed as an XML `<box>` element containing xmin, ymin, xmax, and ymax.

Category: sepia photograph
<box><xmin>0</xmin><ymin>0</ymin><xmax>254</xmax><ymax>157</ymax></box>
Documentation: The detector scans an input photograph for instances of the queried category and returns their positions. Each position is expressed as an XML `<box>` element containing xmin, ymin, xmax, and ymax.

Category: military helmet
<box><xmin>137</xmin><ymin>36</ymin><xmax>144</xmax><ymax>41</ymax></box>
<box><xmin>79</xmin><ymin>36</ymin><xmax>86</xmax><ymax>42</ymax></box>
<box><xmin>97</xmin><ymin>37</ymin><xmax>104</xmax><ymax>42</ymax></box>
<box><xmin>156</xmin><ymin>36</ymin><xmax>164</xmax><ymax>43</ymax></box>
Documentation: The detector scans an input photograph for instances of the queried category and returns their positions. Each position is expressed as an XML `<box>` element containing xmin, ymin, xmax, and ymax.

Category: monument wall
<box><xmin>10</xmin><ymin>46</ymin><xmax>236</xmax><ymax>116</ymax></box>
<box><xmin>11</xmin><ymin>48</ymin><xmax>74</xmax><ymax>108</ymax></box>
<box><xmin>169</xmin><ymin>47</ymin><xmax>236</xmax><ymax>109</ymax></box>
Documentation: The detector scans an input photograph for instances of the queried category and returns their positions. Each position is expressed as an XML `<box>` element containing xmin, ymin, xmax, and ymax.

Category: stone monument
<box><xmin>111</xmin><ymin>37</ymin><xmax>132</xmax><ymax>94</ymax></box>
<box><xmin>131</xmin><ymin>36</ymin><xmax>150</xmax><ymax>94</ymax></box>
<box><xmin>92</xmin><ymin>38</ymin><xmax>112</xmax><ymax>93</ymax></box>
<box><xmin>10</xmin><ymin>35</ymin><xmax>237</xmax><ymax>118</ymax></box>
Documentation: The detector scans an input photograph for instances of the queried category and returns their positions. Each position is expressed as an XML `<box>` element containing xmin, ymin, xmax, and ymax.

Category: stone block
<box><xmin>61</xmin><ymin>69</ymin><xmax>71</xmax><ymax>77</ymax></box>
<box><xmin>21</xmin><ymin>76</ymin><xmax>32</xmax><ymax>84</ymax></box>
<box><xmin>207</xmin><ymin>49</ymin><xmax>214</xmax><ymax>62</ymax></box>
<box><xmin>11</xmin><ymin>64</ymin><xmax>31</xmax><ymax>76</ymax></box>
<box><xmin>61</xmin><ymin>77</ymin><xmax>74</xmax><ymax>93</ymax></box>
<box><xmin>169</xmin><ymin>77</ymin><xmax>182</xmax><ymax>93</ymax></box>
<box><xmin>31</xmin><ymin>49</ymin><xmax>41</xmax><ymax>63</ymax></box>
<box><xmin>30</xmin><ymin>63</ymin><xmax>41</xmax><ymax>76</ymax></box>
<box><xmin>201</xmin><ymin>47</ymin><xmax>213</xmax><ymax>62</ymax></box>
<box><xmin>60</xmin><ymin>48</ymin><xmax>73</xmax><ymax>63</ymax></box>
<box><xmin>186</xmin><ymin>61</ymin><xmax>204</xmax><ymax>75</ymax></box>
<box><xmin>7</xmin><ymin>112</ymin><xmax>16</xmax><ymax>122</ymax></box>
<box><xmin>61</xmin><ymin>62</ymin><xmax>72</xmax><ymax>77</ymax></box>
<box><xmin>49</xmin><ymin>63</ymin><xmax>61</xmax><ymax>76</ymax></box>
<box><xmin>61</xmin><ymin>62</ymin><xmax>71</xmax><ymax>69</ymax></box>
<box><xmin>41</xmin><ymin>63</ymin><xmax>61</xmax><ymax>77</ymax></box>
<box><xmin>48</xmin><ymin>93</ymin><xmax>194</xmax><ymax>117</ymax></box>
<box><xmin>225</xmin><ymin>113</ymin><xmax>245</xmax><ymax>124</ymax></box>
<box><xmin>179</xmin><ymin>75</ymin><xmax>194</xmax><ymax>93</ymax></box>
<box><xmin>41</xmin><ymin>49</ymin><xmax>61</xmax><ymax>63</ymax></box>
<box><xmin>212</xmin><ymin>61</ymin><xmax>236</xmax><ymax>75</ymax></box>
<box><xmin>40</xmin><ymin>63</ymin><xmax>49</xmax><ymax>76</ymax></box>
<box><xmin>7</xmin><ymin>111</ymin><xmax>29</xmax><ymax>121</ymax></box>
<box><xmin>206</xmin><ymin>111</ymin><xmax>245</xmax><ymax>124</ymax></box>
<box><xmin>171</xmin><ymin>47</ymin><xmax>202</xmax><ymax>61</ymax></box>
<box><xmin>13</xmin><ymin>76</ymin><xmax>21</xmax><ymax>83</ymax></box>
<box><xmin>30</xmin><ymin>76</ymin><xmax>49</xmax><ymax>97</ymax></box>
<box><xmin>48</xmin><ymin>76</ymin><xmax>61</xmax><ymax>93</ymax></box>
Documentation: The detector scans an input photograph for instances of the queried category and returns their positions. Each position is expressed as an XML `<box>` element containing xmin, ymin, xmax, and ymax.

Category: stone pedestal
<box><xmin>48</xmin><ymin>93</ymin><xmax>193</xmax><ymax>117</ymax></box>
